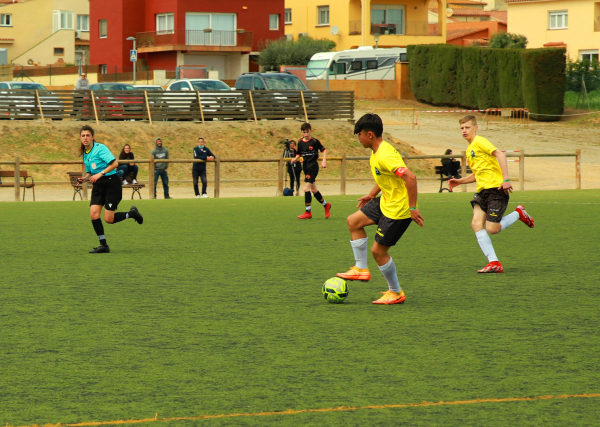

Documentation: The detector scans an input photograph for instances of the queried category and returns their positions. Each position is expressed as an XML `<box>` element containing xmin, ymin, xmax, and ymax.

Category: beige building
<box><xmin>508</xmin><ymin>0</ymin><xmax>599</xmax><ymax>61</ymax></box>
<box><xmin>284</xmin><ymin>0</ymin><xmax>446</xmax><ymax>50</ymax></box>
<box><xmin>0</xmin><ymin>0</ymin><xmax>89</xmax><ymax>67</ymax></box>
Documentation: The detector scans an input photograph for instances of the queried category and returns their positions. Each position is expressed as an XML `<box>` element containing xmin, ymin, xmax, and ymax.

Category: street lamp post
<box><xmin>126</xmin><ymin>36</ymin><xmax>137</xmax><ymax>84</ymax></box>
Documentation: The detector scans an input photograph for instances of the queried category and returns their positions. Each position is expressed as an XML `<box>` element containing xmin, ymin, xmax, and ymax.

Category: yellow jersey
<box><xmin>370</xmin><ymin>141</ymin><xmax>410</xmax><ymax>220</ymax></box>
<box><xmin>466</xmin><ymin>135</ymin><xmax>503</xmax><ymax>193</ymax></box>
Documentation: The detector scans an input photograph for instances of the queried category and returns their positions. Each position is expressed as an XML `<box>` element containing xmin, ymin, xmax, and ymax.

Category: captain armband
<box><xmin>394</xmin><ymin>167</ymin><xmax>408</xmax><ymax>177</ymax></box>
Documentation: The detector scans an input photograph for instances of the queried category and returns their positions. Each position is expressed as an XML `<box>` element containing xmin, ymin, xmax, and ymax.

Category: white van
<box><xmin>306</xmin><ymin>47</ymin><xmax>406</xmax><ymax>80</ymax></box>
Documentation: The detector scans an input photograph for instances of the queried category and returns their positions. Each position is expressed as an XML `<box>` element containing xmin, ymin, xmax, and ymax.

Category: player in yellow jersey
<box><xmin>449</xmin><ymin>115</ymin><xmax>534</xmax><ymax>273</ymax></box>
<box><xmin>337</xmin><ymin>114</ymin><xmax>424</xmax><ymax>305</ymax></box>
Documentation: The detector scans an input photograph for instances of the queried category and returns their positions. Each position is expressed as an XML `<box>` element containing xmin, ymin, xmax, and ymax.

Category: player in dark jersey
<box><xmin>78</xmin><ymin>125</ymin><xmax>143</xmax><ymax>253</ymax></box>
<box><xmin>290</xmin><ymin>122</ymin><xmax>331</xmax><ymax>219</ymax></box>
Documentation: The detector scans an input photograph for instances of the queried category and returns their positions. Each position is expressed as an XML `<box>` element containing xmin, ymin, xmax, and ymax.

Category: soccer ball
<box><xmin>322</xmin><ymin>277</ymin><xmax>349</xmax><ymax>303</ymax></box>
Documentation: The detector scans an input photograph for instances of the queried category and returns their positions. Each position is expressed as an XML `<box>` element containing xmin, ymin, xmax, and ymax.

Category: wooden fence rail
<box><xmin>0</xmin><ymin>90</ymin><xmax>354</xmax><ymax>123</ymax></box>
<box><xmin>0</xmin><ymin>151</ymin><xmax>581</xmax><ymax>201</ymax></box>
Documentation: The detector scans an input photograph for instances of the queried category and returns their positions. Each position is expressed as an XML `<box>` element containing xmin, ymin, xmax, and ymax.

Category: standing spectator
<box><xmin>283</xmin><ymin>139</ymin><xmax>302</xmax><ymax>196</ymax></box>
<box><xmin>74</xmin><ymin>72</ymin><xmax>89</xmax><ymax>120</ymax></box>
<box><xmin>151</xmin><ymin>137</ymin><xmax>172</xmax><ymax>199</ymax></box>
<box><xmin>75</xmin><ymin>72</ymin><xmax>90</xmax><ymax>90</ymax></box>
<box><xmin>192</xmin><ymin>137</ymin><xmax>214</xmax><ymax>198</ymax></box>
<box><xmin>116</xmin><ymin>144</ymin><xmax>139</xmax><ymax>184</ymax></box>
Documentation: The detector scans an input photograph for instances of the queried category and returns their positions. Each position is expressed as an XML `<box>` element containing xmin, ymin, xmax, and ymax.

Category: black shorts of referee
<box><xmin>90</xmin><ymin>174</ymin><xmax>122</xmax><ymax>211</ymax></box>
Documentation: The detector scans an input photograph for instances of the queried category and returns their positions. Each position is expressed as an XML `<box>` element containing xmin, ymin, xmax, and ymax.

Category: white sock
<box><xmin>475</xmin><ymin>229</ymin><xmax>499</xmax><ymax>262</ymax></box>
<box><xmin>321</xmin><ymin>199</ymin><xmax>327</xmax><ymax>206</ymax></box>
<box><xmin>378</xmin><ymin>257</ymin><xmax>401</xmax><ymax>293</ymax></box>
<box><xmin>500</xmin><ymin>211</ymin><xmax>519</xmax><ymax>231</ymax></box>
<box><xmin>305</xmin><ymin>205</ymin><xmax>312</xmax><ymax>212</ymax></box>
<box><xmin>350</xmin><ymin>238</ymin><xmax>368</xmax><ymax>269</ymax></box>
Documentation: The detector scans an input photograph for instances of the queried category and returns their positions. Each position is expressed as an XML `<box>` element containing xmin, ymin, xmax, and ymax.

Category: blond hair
<box><xmin>459</xmin><ymin>114</ymin><xmax>477</xmax><ymax>126</ymax></box>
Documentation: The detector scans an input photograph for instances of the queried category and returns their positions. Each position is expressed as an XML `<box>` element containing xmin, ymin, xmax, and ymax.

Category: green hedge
<box><xmin>407</xmin><ymin>45</ymin><xmax>566</xmax><ymax>121</ymax></box>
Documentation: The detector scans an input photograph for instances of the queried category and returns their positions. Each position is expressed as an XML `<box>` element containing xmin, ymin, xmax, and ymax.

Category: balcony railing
<box><xmin>137</xmin><ymin>30</ymin><xmax>253</xmax><ymax>49</ymax></box>
<box><xmin>347</xmin><ymin>21</ymin><xmax>440</xmax><ymax>36</ymax></box>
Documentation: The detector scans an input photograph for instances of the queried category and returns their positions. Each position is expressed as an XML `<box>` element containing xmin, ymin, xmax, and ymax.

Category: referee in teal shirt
<box><xmin>79</xmin><ymin>125</ymin><xmax>144</xmax><ymax>253</ymax></box>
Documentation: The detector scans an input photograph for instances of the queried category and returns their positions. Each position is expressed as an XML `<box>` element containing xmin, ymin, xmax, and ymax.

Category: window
<box><xmin>549</xmin><ymin>10</ymin><xmax>568</xmax><ymax>29</ymax></box>
<box><xmin>269</xmin><ymin>14</ymin><xmax>279</xmax><ymax>30</ymax></box>
<box><xmin>99</xmin><ymin>20</ymin><xmax>107</xmax><ymax>38</ymax></box>
<box><xmin>185</xmin><ymin>13</ymin><xmax>236</xmax><ymax>46</ymax></box>
<box><xmin>157</xmin><ymin>13</ymin><xmax>174</xmax><ymax>34</ymax></box>
<box><xmin>580</xmin><ymin>49</ymin><xmax>599</xmax><ymax>63</ymax></box>
<box><xmin>54</xmin><ymin>47</ymin><xmax>64</xmax><ymax>55</ymax></box>
<box><xmin>1</xmin><ymin>14</ymin><xmax>12</xmax><ymax>27</ymax></box>
<box><xmin>77</xmin><ymin>15</ymin><xmax>89</xmax><ymax>32</ymax></box>
<box><xmin>53</xmin><ymin>10</ymin><xmax>74</xmax><ymax>32</ymax></box>
<box><xmin>317</xmin><ymin>6</ymin><xmax>329</xmax><ymax>26</ymax></box>
<box><xmin>0</xmin><ymin>83</ymin><xmax>8</xmax><ymax>89</ymax></box>
<box><xmin>285</xmin><ymin>9</ymin><xmax>292</xmax><ymax>24</ymax></box>
<box><xmin>371</xmin><ymin>4</ymin><xmax>404</xmax><ymax>35</ymax></box>
<box><xmin>253</xmin><ymin>78</ymin><xmax>266</xmax><ymax>90</ymax></box>
<box><xmin>100</xmin><ymin>64</ymin><xmax>107</xmax><ymax>74</ymax></box>
<box><xmin>170</xmin><ymin>82</ymin><xmax>184</xmax><ymax>90</ymax></box>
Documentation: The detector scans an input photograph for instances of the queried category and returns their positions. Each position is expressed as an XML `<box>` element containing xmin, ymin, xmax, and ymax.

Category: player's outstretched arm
<box><xmin>321</xmin><ymin>149</ymin><xmax>327</xmax><ymax>168</ymax></box>
<box><xmin>357</xmin><ymin>184</ymin><xmax>380</xmax><ymax>209</ymax></box>
<box><xmin>448</xmin><ymin>174</ymin><xmax>476</xmax><ymax>191</ymax></box>
<box><xmin>401</xmin><ymin>169</ymin><xmax>424</xmax><ymax>227</ymax></box>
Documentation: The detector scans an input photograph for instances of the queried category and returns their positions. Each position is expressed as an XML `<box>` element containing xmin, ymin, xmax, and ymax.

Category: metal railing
<box><xmin>136</xmin><ymin>29</ymin><xmax>253</xmax><ymax>49</ymax></box>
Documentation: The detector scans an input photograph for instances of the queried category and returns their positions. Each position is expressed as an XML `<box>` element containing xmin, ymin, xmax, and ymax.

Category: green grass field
<box><xmin>1</xmin><ymin>190</ymin><xmax>599</xmax><ymax>426</ymax></box>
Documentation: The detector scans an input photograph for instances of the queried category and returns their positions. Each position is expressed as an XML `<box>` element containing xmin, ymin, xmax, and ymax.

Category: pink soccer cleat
<box><xmin>516</xmin><ymin>205</ymin><xmax>534</xmax><ymax>228</ymax></box>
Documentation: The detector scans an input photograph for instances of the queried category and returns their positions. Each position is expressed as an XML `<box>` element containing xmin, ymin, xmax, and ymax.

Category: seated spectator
<box><xmin>116</xmin><ymin>144</ymin><xmax>139</xmax><ymax>184</ymax></box>
<box><xmin>442</xmin><ymin>149</ymin><xmax>461</xmax><ymax>179</ymax></box>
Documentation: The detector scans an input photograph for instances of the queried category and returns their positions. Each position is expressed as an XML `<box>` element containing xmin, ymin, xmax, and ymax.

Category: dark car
<box><xmin>233</xmin><ymin>72</ymin><xmax>308</xmax><ymax>91</ymax></box>
<box><xmin>86</xmin><ymin>82</ymin><xmax>143</xmax><ymax>118</ymax></box>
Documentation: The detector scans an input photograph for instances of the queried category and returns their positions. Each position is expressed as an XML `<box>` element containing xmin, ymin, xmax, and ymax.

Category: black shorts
<box><xmin>361</xmin><ymin>197</ymin><xmax>412</xmax><ymax>247</ymax></box>
<box><xmin>303</xmin><ymin>162</ymin><xmax>319</xmax><ymax>183</ymax></box>
<box><xmin>90</xmin><ymin>175</ymin><xmax>122</xmax><ymax>211</ymax></box>
<box><xmin>470</xmin><ymin>188</ymin><xmax>509</xmax><ymax>223</ymax></box>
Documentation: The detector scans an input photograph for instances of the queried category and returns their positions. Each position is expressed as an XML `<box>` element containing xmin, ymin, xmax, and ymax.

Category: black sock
<box><xmin>304</xmin><ymin>191</ymin><xmax>312</xmax><ymax>211</ymax></box>
<box><xmin>113</xmin><ymin>212</ymin><xmax>129</xmax><ymax>223</ymax></box>
<box><xmin>92</xmin><ymin>218</ymin><xmax>107</xmax><ymax>246</ymax></box>
<box><xmin>314</xmin><ymin>191</ymin><xmax>324</xmax><ymax>203</ymax></box>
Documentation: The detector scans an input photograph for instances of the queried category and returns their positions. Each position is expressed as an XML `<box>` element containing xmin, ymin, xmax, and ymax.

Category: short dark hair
<box><xmin>354</xmin><ymin>113</ymin><xmax>383</xmax><ymax>138</ymax></box>
<box><xmin>198</xmin><ymin>137</ymin><xmax>204</xmax><ymax>141</ymax></box>
<box><xmin>300</xmin><ymin>122</ymin><xmax>312</xmax><ymax>132</ymax></box>
<box><xmin>445</xmin><ymin>149</ymin><xmax>452</xmax><ymax>155</ymax></box>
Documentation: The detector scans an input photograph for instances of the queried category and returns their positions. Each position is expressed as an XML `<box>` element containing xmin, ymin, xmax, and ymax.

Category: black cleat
<box><xmin>130</xmin><ymin>206</ymin><xmax>143</xmax><ymax>224</ymax></box>
<box><xmin>89</xmin><ymin>245</ymin><xmax>110</xmax><ymax>253</ymax></box>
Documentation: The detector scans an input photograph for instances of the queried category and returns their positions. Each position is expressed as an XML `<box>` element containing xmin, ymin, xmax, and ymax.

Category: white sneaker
<box><xmin>132</xmin><ymin>179</ymin><xmax>138</xmax><ymax>184</ymax></box>
<box><xmin>196</xmin><ymin>195</ymin><xmax>200</xmax><ymax>198</ymax></box>
<box><xmin>201</xmin><ymin>194</ymin><xmax>209</xmax><ymax>198</ymax></box>
<box><xmin>121</xmin><ymin>180</ymin><xmax>127</xmax><ymax>185</ymax></box>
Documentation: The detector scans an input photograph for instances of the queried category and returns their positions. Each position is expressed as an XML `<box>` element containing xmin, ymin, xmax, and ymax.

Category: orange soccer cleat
<box><xmin>324</xmin><ymin>203</ymin><xmax>331</xmax><ymax>219</ymax></box>
<box><xmin>478</xmin><ymin>261</ymin><xmax>503</xmax><ymax>273</ymax></box>
<box><xmin>337</xmin><ymin>266</ymin><xmax>371</xmax><ymax>282</ymax></box>
<box><xmin>372</xmin><ymin>290</ymin><xmax>406</xmax><ymax>305</ymax></box>
<box><xmin>298</xmin><ymin>211</ymin><xmax>312</xmax><ymax>219</ymax></box>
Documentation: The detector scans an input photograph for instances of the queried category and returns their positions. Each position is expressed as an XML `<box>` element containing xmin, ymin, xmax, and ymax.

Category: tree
<box><xmin>258</xmin><ymin>36</ymin><xmax>336</xmax><ymax>70</ymax></box>
<box><xmin>488</xmin><ymin>32</ymin><xmax>528</xmax><ymax>49</ymax></box>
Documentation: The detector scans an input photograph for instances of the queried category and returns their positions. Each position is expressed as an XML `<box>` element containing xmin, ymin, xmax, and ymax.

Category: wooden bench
<box><xmin>67</xmin><ymin>171</ymin><xmax>145</xmax><ymax>200</ymax></box>
<box><xmin>435</xmin><ymin>166</ymin><xmax>451</xmax><ymax>193</ymax></box>
<box><xmin>0</xmin><ymin>170</ymin><xmax>35</xmax><ymax>200</ymax></box>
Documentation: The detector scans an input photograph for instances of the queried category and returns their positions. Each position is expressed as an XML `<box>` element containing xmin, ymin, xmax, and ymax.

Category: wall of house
<box><xmin>509</xmin><ymin>0</ymin><xmax>600</xmax><ymax>59</ymax></box>
<box><xmin>13</xmin><ymin>30</ymin><xmax>76</xmax><ymax>66</ymax></box>
<box><xmin>90</xmin><ymin>0</ymin><xmax>146</xmax><ymax>72</ymax></box>
<box><xmin>284</xmin><ymin>0</ymin><xmax>445</xmax><ymax>50</ymax></box>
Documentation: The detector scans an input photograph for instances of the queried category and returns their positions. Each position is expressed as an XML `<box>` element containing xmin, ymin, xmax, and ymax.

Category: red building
<box><xmin>90</xmin><ymin>0</ymin><xmax>285</xmax><ymax>79</ymax></box>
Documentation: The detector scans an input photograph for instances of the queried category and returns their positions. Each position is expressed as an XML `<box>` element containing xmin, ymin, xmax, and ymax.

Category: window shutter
<box><xmin>53</xmin><ymin>10</ymin><xmax>59</xmax><ymax>33</ymax></box>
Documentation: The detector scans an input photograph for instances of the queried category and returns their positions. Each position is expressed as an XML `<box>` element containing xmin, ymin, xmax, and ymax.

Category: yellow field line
<box><xmin>12</xmin><ymin>393</ymin><xmax>600</xmax><ymax>427</ymax></box>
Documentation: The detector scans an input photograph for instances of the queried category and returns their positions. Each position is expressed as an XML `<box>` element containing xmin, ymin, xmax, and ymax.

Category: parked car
<box><xmin>133</xmin><ymin>84</ymin><xmax>164</xmax><ymax>91</ymax></box>
<box><xmin>0</xmin><ymin>81</ymin><xmax>64</xmax><ymax>120</ymax></box>
<box><xmin>233</xmin><ymin>72</ymin><xmax>308</xmax><ymax>91</ymax></box>
<box><xmin>164</xmin><ymin>79</ymin><xmax>241</xmax><ymax>119</ymax></box>
<box><xmin>87</xmin><ymin>82</ymin><xmax>144</xmax><ymax>119</ymax></box>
